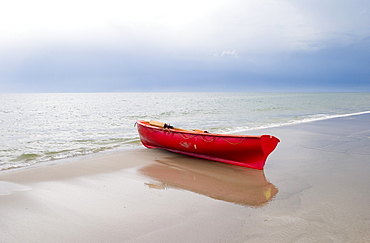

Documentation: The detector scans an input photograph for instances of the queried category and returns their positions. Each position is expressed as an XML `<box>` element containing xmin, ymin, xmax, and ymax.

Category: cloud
<box><xmin>0</xmin><ymin>0</ymin><xmax>369</xmax><ymax>92</ymax></box>
<box><xmin>1</xmin><ymin>0</ymin><xmax>369</xmax><ymax>58</ymax></box>
<box><xmin>213</xmin><ymin>50</ymin><xmax>238</xmax><ymax>58</ymax></box>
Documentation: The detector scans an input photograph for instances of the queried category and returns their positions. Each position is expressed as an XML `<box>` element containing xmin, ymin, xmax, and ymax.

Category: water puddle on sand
<box><xmin>0</xmin><ymin>181</ymin><xmax>31</xmax><ymax>195</ymax></box>
<box><xmin>139</xmin><ymin>156</ymin><xmax>278</xmax><ymax>207</ymax></box>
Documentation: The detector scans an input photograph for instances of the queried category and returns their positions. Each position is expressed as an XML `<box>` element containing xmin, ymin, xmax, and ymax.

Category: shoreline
<box><xmin>1</xmin><ymin>113</ymin><xmax>370</xmax><ymax>242</ymax></box>
<box><xmin>3</xmin><ymin>109</ymin><xmax>370</xmax><ymax>175</ymax></box>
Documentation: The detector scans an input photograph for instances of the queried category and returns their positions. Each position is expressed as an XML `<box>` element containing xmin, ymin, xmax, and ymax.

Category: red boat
<box><xmin>136</xmin><ymin>120</ymin><xmax>280</xmax><ymax>170</ymax></box>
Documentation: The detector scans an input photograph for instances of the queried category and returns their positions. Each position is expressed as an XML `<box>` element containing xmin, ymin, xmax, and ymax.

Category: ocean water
<box><xmin>1</xmin><ymin>92</ymin><xmax>370</xmax><ymax>171</ymax></box>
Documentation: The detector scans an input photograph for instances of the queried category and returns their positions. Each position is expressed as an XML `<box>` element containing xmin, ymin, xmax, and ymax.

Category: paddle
<box><xmin>149</xmin><ymin>120</ymin><xmax>207</xmax><ymax>133</ymax></box>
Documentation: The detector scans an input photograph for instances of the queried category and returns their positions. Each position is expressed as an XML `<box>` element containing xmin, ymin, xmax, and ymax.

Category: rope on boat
<box><xmin>178</xmin><ymin>132</ymin><xmax>247</xmax><ymax>145</ymax></box>
<box><xmin>220</xmin><ymin>137</ymin><xmax>247</xmax><ymax>145</ymax></box>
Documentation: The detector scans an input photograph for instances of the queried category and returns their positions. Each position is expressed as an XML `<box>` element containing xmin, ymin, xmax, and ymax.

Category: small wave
<box><xmin>253</xmin><ymin>107</ymin><xmax>291</xmax><ymax>112</ymax></box>
<box><xmin>159</xmin><ymin>111</ymin><xmax>176</xmax><ymax>117</ymax></box>
<box><xmin>214</xmin><ymin>126</ymin><xmax>252</xmax><ymax>134</ymax></box>
<box><xmin>1</xmin><ymin>137</ymin><xmax>143</xmax><ymax>172</ymax></box>
<box><xmin>10</xmin><ymin>153</ymin><xmax>41</xmax><ymax>162</ymax></box>
<box><xmin>1</xmin><ymin>162</ymin><xmax>33</xmax><ymax>171</ymax></box>
<box><xmin>213</xmin><ymin>111</ymin><xmax>370</xmax><ymax>134</ymax></box>
<box><xmin>248</xmin><ymin>111</ymin><xmax>370</xmax><ymax>131</ymax></box>
<box><xmin>45</xmin><ymin>149</ymin><xmax>74</xmax><ymax>155</ymax></box>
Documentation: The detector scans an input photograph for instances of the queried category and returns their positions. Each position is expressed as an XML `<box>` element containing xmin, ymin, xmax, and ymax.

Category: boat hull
<box><xmin>136</xmin><ymin>121</ymin><xmax>279</xmax><ymax>170</ymax></box>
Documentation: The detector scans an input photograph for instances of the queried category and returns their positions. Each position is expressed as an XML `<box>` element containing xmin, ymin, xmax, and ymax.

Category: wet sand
<box><xmin>1</xmin><ymin>114</ymin><xmax>370</xmax><ymax>242</ymax></box>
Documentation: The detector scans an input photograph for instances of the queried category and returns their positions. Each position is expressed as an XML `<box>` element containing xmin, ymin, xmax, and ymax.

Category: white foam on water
<box><xmin>215</xmin><ymin>111</ymin><xmax>370</xmax><ymax>134</ymax></box>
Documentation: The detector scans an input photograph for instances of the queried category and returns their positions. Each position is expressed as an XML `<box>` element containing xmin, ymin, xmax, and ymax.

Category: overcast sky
<box><xmin>1</xmin><ymin>0</ymin><xmax>369</xmax><ymax>92</ymax></box>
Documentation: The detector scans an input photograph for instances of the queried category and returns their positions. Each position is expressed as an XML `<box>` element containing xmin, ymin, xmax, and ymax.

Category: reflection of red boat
<box><xmin>139</xmin><ymin>156</ymin><xmax>278</xmax><ymax>207</ymax></box>
<box><xmin>136</xmin><ymin>120</ymin><xmax>280</xmax><ymax>170</ymax></box>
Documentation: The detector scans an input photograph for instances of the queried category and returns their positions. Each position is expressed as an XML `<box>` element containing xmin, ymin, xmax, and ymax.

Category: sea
<box><xmin>1</xmin><ymin>92</ymin><xmax>370</xmax><ymax>171</ymax></box>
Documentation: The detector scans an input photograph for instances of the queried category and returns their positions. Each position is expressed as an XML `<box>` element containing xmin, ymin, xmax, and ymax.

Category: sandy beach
<box><xmin>1</xmin><ymin>114</ymin><xmax>370</xmax><ymax>242</ymax></box>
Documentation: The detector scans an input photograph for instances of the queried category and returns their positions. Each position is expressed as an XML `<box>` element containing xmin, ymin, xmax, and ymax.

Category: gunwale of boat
<box><xmin>137</xmin><ymin>120</ymin><xmax>264</xmax><ymax>139</ymax></box>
